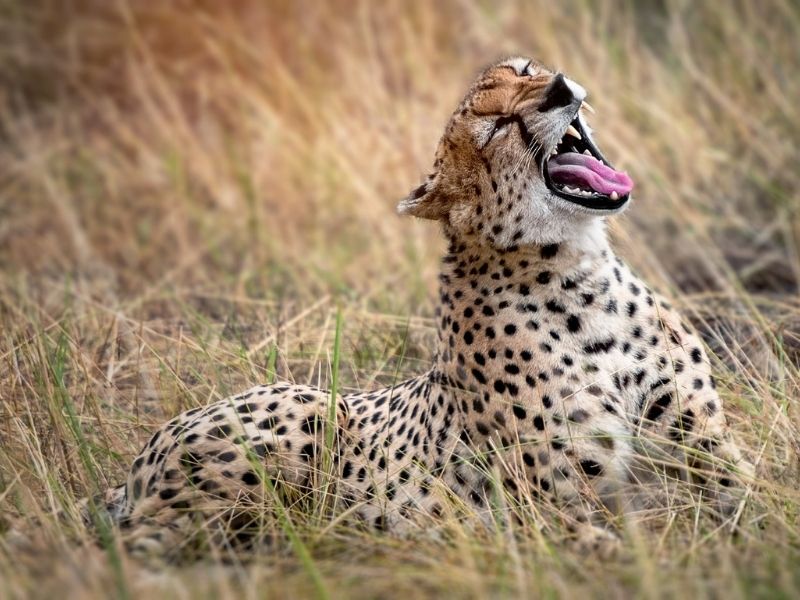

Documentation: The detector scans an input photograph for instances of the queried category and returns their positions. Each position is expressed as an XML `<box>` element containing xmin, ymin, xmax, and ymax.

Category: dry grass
<box><xmin>1</xmin><ymin>0</ymin><xmax>799</xmax><ymax>598</ymax></box>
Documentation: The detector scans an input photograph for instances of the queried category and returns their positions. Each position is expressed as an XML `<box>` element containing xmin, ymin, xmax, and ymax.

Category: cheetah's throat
<box><xmin>548</xmin><ymin>153</ymin><xmax>633</xmax><ymax>197</ymax></box>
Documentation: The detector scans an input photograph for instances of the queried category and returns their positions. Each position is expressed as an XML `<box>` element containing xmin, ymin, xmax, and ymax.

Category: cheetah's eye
<box><xmin>488</xmin><ymin>115</ymin><xmax>516</xmax><ymax>143</ymax></box>
<box><xmin>520</xmin><ymin>60</ymin><xmax>533</xmax><ymax>76</ymax></box>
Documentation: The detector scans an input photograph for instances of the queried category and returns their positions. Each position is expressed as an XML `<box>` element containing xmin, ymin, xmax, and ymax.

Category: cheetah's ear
<box><xmin>397</xmin><ymin>174</ymin><xmax>448</xmax><ymax>220</ymax></box>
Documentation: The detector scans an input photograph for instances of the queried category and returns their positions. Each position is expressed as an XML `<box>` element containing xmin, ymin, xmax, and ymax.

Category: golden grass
<box><xmin>1</xmin><ymin>0</ymin><xmax>799</xmax><ymax>597</ymax></box>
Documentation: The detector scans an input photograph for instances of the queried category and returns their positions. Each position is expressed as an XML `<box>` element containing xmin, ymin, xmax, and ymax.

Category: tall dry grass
<box><xmin>0</xmin><ymin>0</ymin><xmax>799</xmax><ymax>598</ymax></box>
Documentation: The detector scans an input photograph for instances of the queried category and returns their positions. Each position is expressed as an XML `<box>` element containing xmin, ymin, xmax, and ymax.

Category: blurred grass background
<box><xmin>0</xmin><ymin>0</ymin><xmax>799</xmax><ymax>598</ymax></box>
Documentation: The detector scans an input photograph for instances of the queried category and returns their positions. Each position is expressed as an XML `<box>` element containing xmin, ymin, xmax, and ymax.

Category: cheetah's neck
<box><xmin>432</xmin><ymin>221</ymin><xmax>614</xmax><ymax>401</ymax></box>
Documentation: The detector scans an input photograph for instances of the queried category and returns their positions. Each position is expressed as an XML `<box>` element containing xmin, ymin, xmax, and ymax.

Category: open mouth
<box><xmin>542</xmin><ymin>110</ymin><xmax>633</xmax><ymax>210</ymax></box>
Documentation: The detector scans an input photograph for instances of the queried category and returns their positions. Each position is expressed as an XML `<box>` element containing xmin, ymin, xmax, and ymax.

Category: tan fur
<box><xmin>66</xmin><ymin>57</ymin><xmax>751</xmax><ymax>560</ymax></box>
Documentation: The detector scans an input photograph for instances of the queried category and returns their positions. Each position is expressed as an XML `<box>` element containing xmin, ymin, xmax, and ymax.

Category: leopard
<box><xmin>59</xmin><ymin>57</ymin><xmax>753</xmax><ymax>559</ymax></box>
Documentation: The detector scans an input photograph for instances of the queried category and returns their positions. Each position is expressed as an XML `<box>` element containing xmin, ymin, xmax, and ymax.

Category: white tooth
<box><xmin>565</xmin><ymin>125</ymin><xmax>582</xmax><ymax>140</ymax></box>
<box><xmin>610</xmin><ymin>191</ymin><xmax>619</xmax><ymax>200</ymax></box>
<box><xmin>583</xmin><ymin>150</ymin><xmax>591</xmax><ymax>156</ymax></box>
<box><xmin>581</xmin><ymin>100</ymin><xmax>596</xmax><ymax>114</ymax></box>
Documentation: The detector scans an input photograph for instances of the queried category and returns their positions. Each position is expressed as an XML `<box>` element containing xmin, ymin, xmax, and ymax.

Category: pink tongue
<box><xmin>548</xmin><ymin>152</ymin><xmax>633</xmax><ymax>196</ymax></box>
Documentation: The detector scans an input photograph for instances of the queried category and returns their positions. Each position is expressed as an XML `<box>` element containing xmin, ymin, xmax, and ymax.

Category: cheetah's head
<box><xmin>398</xmin><ymin>57</ymin><xmax>633</xmax><ymax>247</ymax></box>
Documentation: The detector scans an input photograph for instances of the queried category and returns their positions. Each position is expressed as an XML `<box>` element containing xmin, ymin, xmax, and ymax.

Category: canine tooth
<box><xmin>583</xmin><ymin>150</ymin><xmax>591</xmax><ymax>156</ymax></box>
<box><xmin>610</xmin><ymin>191</ymin><xmax>619</xmax><ymax>200</ymax></box>
<box><xmin>565</xmin><ymin>125</ymin><xmax>582</xmax><ymax>140</ymax></box>
<box><xmin>581</xmin><ymin>100</ymin><xmax>596</xmax><ymax>114</ymax></box>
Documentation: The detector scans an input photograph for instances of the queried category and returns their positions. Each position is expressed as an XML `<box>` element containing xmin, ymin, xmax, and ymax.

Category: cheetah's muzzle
<box><xmin>544</xmin><ymin>110</ymin><xmax>633</xmax><ymax>210</ymax></box>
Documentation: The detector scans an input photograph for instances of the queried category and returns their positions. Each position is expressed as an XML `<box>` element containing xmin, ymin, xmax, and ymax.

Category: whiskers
<box><xmin>511</xmin><ymin>142</ymin><xmax>541</xmax><ymax>178</ymax></box>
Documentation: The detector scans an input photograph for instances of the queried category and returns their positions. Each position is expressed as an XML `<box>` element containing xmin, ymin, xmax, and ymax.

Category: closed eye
<box><xmin>485</xmin><ymin>115</ymin><xmax>517</xmax><ymax>145</ymax></box>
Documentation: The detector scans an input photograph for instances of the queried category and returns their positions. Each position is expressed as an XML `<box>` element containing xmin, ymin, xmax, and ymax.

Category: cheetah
<box><xmin>71</xmin><ymin>57</ymin><xmax>752</xmax><ymax>558</ymax></box>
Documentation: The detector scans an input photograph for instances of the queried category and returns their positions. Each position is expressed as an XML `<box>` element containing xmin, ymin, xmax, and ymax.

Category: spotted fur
<box><xmin>77</xmin><ymin>57</ymin><xmax>751</xmax><ymax>558</ymax></box>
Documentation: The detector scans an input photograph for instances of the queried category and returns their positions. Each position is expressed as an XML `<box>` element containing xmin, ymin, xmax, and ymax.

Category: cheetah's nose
<box><xmin>538</xmin><ymin>73</ymin><xmax>586</xmax><ymax>112</ymax></box>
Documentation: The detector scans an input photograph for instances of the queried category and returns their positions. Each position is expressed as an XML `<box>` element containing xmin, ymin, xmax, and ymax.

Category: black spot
<box><xmin>583</xmin><ymin>338</ymin><xmax>616</xmax><ymax>354</ymax></box>
<box><xmin>300</xmin><ymin>443</ymin><xmax>316</xmax><ymax>461</ymax></box>
<box><xmin>241</xmin><ymin>471</ymin><xmax>260</xmax><ymax>486</ymax></box>
<box><xmin>579</xmin><ymin>460</ymin><xmax>603</xmax><ymax>477</ymax></box>
<box><xmin>300</xmin><ymin>416</ymin><xmax>321</xmax><ymax>435</ymax></box>
<box><xmin>504</xmin><ymin>324</ymin><xmax>517</xmax><ymax>335</ymax></box>
<box><xmin>131</xmin><ymin>478</ymin><xmax>143</xmax><ymax>500</ymax></box>
<box><xmin>690</xmin><ymin>347</ymin><xmax>703</xmax><ymax>364</ymax></box>
<box><xmin>645</xmin><ymin>392</ymin><xmax>673</xmax><ymax>421</ymax></box>
<box><xmin>536</xmin><ymin>271</ymin><xmax>551</xmax><ymax>284</ymax></box>
<box><xmin>179</xmin><ymin>451</ymin><xmax>203</xmax><ymax>471</ymax></box>
<box><xmin>251</xmin><ymin>444</ymin><xmax>271</xmax><ymax>458</ymax></box>
<box><xmin>471</xmin><ymin>369</ymin><xmax>487</xmax><ymax>384</ymax></box>
<box><xmin>566</xmin><ymin>315</ymin><xmax>581</xmax><ymax>333</ymax></box>
<box><xmin>512</xmin><ymin>404</ymin><xmax>527</xmax><ymax>420</ymax></box>
<box><xmin>541</xmin><ymin>244</ymin><xmax>559</xmax><ymax>259</ymax></box>
<box><xmin>533</xmin><ymin>415</ymin><xmax>545</xmax><ymax>430</ymax></box>
<box><xmin>159</xmin><ymin>488</ymin><xmax>179</xmax><ymax>501</ymax></box>
<box><xmin>208</xmin><ymin>424</ymin><xmax>232</xmax><ymax>438</ymax></box>
<box><xmin>669</xmin><ymin>409</ymin><xmax>695</xmax><ymax>441</ymax></box>
<box><xmin>258</xmin><ymin>416</ymin><xmax>278</xmax><ymax>430</ymax></box>
<box><xmin>199</xmin><ymin>480</ymin><xmax>220</xmax><ymax>493</ymax></box>
<box><xmin>569</xmin><ymin>410</ymin><xmax>589</xmax><ymax>424</ymax></box>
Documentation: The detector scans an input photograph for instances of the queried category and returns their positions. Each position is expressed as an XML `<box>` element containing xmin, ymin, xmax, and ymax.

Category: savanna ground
<box><xmin>1</xmin><ymin>1</ymin><xmax>799</xmax><ymax>598</ymax></box>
